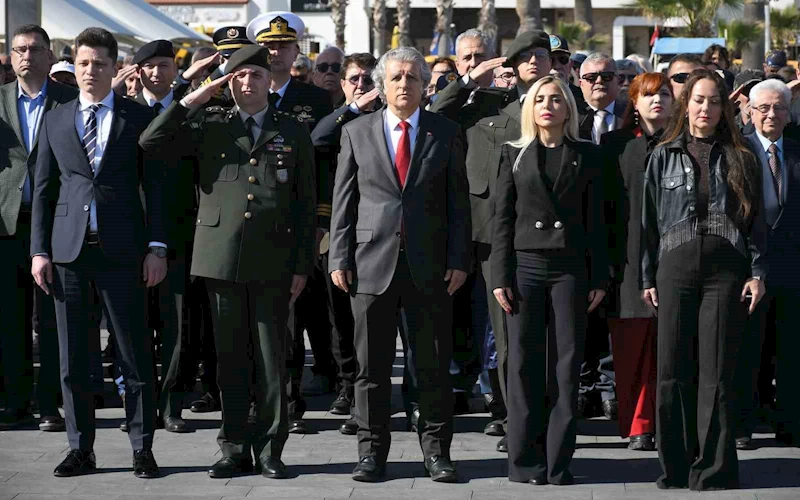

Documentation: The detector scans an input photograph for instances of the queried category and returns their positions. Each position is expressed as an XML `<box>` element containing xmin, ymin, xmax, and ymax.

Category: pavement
<box><xmin>1</xmin><ymin>332</ymin><xmax>799</xmax><ymax>500</ymax></box>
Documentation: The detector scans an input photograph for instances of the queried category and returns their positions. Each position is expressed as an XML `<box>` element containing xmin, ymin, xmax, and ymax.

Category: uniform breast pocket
<box><xmin>265</xmin><ymin>152</ymin><xmax>295</xmax><ymax>188</ymax></box>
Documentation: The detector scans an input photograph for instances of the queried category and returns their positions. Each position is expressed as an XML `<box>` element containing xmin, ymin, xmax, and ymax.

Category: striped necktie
<box><xmin>769</xmin><ymin>143</ymin><xmax>782</xmax><ymax>203</ymax></box>
<box><xmin>83</xmin><ymin>103</ymin><xmax>102</xmax><ymax>173</ymax></box>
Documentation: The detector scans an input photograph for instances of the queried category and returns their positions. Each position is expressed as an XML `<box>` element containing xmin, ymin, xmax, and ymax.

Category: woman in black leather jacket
<box><xmin>641</xmin><ymin>69</ymin><xmax>768</xmax><ymax>491</ymax></box>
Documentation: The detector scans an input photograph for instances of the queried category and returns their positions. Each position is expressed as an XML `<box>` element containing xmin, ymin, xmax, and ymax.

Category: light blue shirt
<box><xmin>755</xmin><ymin>131</ymin><xmax>786</xmax><ymax>226</ymax></box>
<box><xmin>17</xmin><ymin>80</ymin><xmax>48</xmax><ymax>203</ymax></box>
<box><xmin>270</xmin><ymin>78</ymin><xmax>291</xmax><ymax>109</ymax></box>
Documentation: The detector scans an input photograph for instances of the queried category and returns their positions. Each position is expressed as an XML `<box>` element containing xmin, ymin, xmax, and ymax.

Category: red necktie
<box><xmin>396</xmin><ymin>121</ymin><xmax>411</xmax><ymax>187</ymax></box>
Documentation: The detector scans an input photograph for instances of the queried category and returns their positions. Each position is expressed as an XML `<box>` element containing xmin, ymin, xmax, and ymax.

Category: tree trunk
<box><xmin>574</xmin><ymin>0</ymin><xmax>594</xmax><ymax>37</ymax></box>
<box><xmin>331</xmin><ymin>0</ymin><xmax>347</xmax><ymax>50</ymax></box>
<box><xmin>478</xmin><ymin>0</ymin><xmax>498</xmax><ymax>53</ymax></box>
<box><xmin>373</xmin><ymin>0</ymin><xmax>387</xmax><ymax>56</ymax></box>
<box><xmin>436</xmin><ymin>0</ymin><xmax>454</xmax><ymax>56</ymax></box>
<box><xmin>742</xmin><ymin>0</ymin><xmax>765</xmax><ymax>70</ymax></box>
<box><xmin>397</xmin><ymin>0</ymin><xmax>413</xmax><ymax>47</ymax></box>
<box><xmin>515</xmin><ymin>0</ymin><xmax>542</xmax><ymax>36</ymax></box>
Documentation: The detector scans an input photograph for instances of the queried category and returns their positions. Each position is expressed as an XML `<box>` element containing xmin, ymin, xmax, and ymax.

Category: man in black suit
<box><xmin>0</xmin><ymin>24</ymin><xmax>77</xmax><ymax>431</ymax></box>
<box><xmin>329</xmin><ymin>47</ymin><xmax>471</xmax><ymax>483</ymax></box>
<box><xmin>247</xmin><ymin>11</ymin><xmax>334</xmax><ymax>433</ymax></box>
<box><xmin>30</xmin><ymin>28</ymin><xmax>167</xmax><ymax>478</ymax></box>
<box><xmin>738</xmin><ymin>79</ymin><xmax>800</xmax><ymax>449</ymax></box>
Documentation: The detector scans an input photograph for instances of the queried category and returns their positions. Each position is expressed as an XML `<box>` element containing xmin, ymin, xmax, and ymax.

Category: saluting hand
<box><xmin>353</xmin><ymin>88</ymin><xmax>381</xmax><ymax>112</ymax></box>
<box><xmin>181</xmin><ymin>73</ymin><xmax>234</xmax><ymax>110</ymax></box>
<box><xmin>112</xmin><ymin>64</ymin><xmax>138</xmax><ymax>94</ymax></box>
<box><xmin>468</xmin><ymin>57</ymin><xmax>508</xmax><ymax>85</ymax></box>
<box><xmin>182</xmin><ymin>52</ymin><xmax>222</xmax><ymax>82</ymax></box>
<box><xmin>290</xmin><ymin>274</ymin><xmax>307</xmax><ymax>307</ymax></box>
<box><xmin>331</xmin><ymin>269</ymin><xmax>353</xmax><ymax>293</ymax></box>
<box><xmin>493</xmin><ymin>287</ymin><xmax>514</xmax><ymax>314</ymax></box>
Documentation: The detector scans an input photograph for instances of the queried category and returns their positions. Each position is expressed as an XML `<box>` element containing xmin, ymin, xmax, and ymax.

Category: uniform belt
<box><xmin>85</xmin><ymin>232</ymin><xmax>100</xmax><ymax>246</ymax></box>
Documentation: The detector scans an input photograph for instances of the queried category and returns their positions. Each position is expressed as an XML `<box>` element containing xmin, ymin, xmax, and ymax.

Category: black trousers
<box><xmin>506</xmin><ymin>250</ymin><xmax>587</xmax><ymax>484</ymax></box>
<box><xmin>772</xmin><ymin>289</ymin><xmax>800</xmax><ymax>437</ymax></box>
<box><xmin>735</xmin><ymin>293</ymin><xmax>775</xmax><ymax>439</ymax></box>
<box><xmin>206</xmin><ymin>278</ymin><xmax>289</xmax><ymax>461</ymax></box>
<box><xmin>54</xmin><ymin>245</ymin><xmax>155</xmax><ymax>451</ymax></box>
<box><xmin>187</xmin><ymin>277</ymin><xmax>217</xmax><ymax>395</ymax></box>
<box><xmin>655</xmin><ymin>235</ymin><xmax>748</xmax><ymax>491</ymax></box>
<box><xmin>321</xmin><ymin>252</ymin><xmax>356</xmax><ymax>396</ymax></box>
<box><xmin>351</xmin><ymin>253</ymin><xmax>454</xmax><ymax>461</ymax></box>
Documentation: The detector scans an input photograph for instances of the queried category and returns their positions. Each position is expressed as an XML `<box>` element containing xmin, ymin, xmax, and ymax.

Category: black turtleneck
<box><xmin>537</xmin><ymin>142</ymin><xmax>564</xmax><ymax>190</ymax></box>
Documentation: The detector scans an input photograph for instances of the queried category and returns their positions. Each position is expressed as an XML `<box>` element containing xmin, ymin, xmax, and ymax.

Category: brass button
<box><xmin>277</xmin><ymin>154</ymin><xmax>284</xmax><ymax>159</ymax></box>
<box><xmin>221</xmin><ymin>153</ymin><xmax>226</xmax><ymax>159</ymax></box>
<box><xmin>248</xmin><ymin>176</ymin><xmax>256</xmax><ymax>183</ymax></box>
<box><xmin>244</xmin><ymin>211</ymin><xmax>252</xmax><ymax>219</ymax></box>
<box><xmin>535</xmin><ymin>221</ymin><xmax>544</xmax><ymax>229</ymax></box>
<box><xmin>249</xmin><ymin>158</ymin><xmax>257</xmax><ymax>165</ymax></box>
<box><xmin>278</xmin><ymin>161</ymin><xmax>283</xmax><ymax>166</ymax></box>
<box><xmin>554</xmin><ymin>221</ymin><xmax>563</xmax><ymax>229</ymax></box>
<box><xmin>247</xmin><ymin>193</ymin><xmax>254</xmax><ymax>201</ymax></box>
<box><xmin>287</xmin><ymin>228</ymin><xmax>292</xmax><ymax>233</ymax></box>
<box><xmin>197</xmin><ymin>218</ymin><xmax>202</xmax><ymax>224</ymax></box>
<box><xmin>489</xmin><ymin>121</ymin><xmax>494</xmax><ymax>126</ymax></box>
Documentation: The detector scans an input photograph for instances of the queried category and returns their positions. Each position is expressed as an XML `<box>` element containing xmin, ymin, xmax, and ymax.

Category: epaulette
<box><xmin>205</xmin><ymin>105</ymin><xmax>227</xmax><ymax>113</ymax></box>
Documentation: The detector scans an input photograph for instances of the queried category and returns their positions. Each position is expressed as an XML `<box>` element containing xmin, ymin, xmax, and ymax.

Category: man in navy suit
<box><xmin>738</xmin><ymin>79</ymin><xmax>800</xmax><ymax>449</ymax></box>
<box><xmin>30</xmin><ymin>28</ymin><xmax>167</xmax><ymax>478</ymax></box>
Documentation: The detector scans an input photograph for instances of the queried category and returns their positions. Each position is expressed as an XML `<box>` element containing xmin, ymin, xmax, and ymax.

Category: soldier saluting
<box><xmin>139</xmin><ymin>45</ymin><xmax>316</xmax><ymax>480</ymax></box>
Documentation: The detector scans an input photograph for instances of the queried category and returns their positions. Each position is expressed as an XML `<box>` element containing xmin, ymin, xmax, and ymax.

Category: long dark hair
<box><xmin>661</xmin><ymin>69</ymin><xmax>759</xmax><ymax>220</ymax></box>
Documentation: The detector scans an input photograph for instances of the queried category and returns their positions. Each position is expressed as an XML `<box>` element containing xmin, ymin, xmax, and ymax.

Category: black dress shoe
<box><xmin>54</xmin><ymin>449</ymin><xmax>96</xmax><ymax>477</ymax></box>
<box><xmin>339</xmin><ymin>415</ymin><xmax>358</xmax><ymax>435</ymax></box>
<box><xmin>528</xmin><ymin>476</ymin><xmax>548</xmax><ymax>485</ymax></box>
<box><xmin>39</xmin><ymin>415</ymin><xmax>65</xmax><ymax>432</ymax></box>
<box><xmin>629</xmin><ymin>433</ymin><xmax>656</xmax><ymax>451</ymax></box>
<box><xmin>352</xmin><ymin>456</ymin><xmax>386</xmax><ymax>482</ymax></box>
<box><xmin>424</xmin><ymin>455</ymin><xmax>458</xmax><ymax>483</ymax></box>
<box><xmin>551</xmin><ymin>470</ymin><xmax>574</xmax><ymax>485</ymax></box>
<box><xmin>164</xmin><ymin>416</ymin><xmax>191</xmax><ymax>433</ymax></box>
<box><xmin>736</xmin><ymin>437</ymin><xmax>755</xmax><ymax>450</ymax></box>
<box><xmin>289</xmin><ymin>417</ymin><xmax>308</xmax><ymax>434</ymax></box>
<box><xmin>484</xmin><ymin>419</ymin><xmax>505</xmax><ymax>437</ymax></box>
<box><xmin>190</xmin><ymin>392</ymin><xmax>220</xmax><ymax>413</ymax></box>
<box><xmin>408</xmin><ymin>407</ymin><xmax>420</xmax><ymax>432</ymax></box>
<box><xmin>208</xmin><ymin>457</ymin><xmax>254</xmax><ymax>478</ymax></box>
<box><xmin>133</xmin><ymin>449</ymin><xmax>159</xmax><ymax>478</ymax></box>
<box><xmin>453</xmin><ymin>392</ymin><xmax>471</xmax><ymax>415</ymax></box>
<box><xmin>259</xmin><ymin>457</ymin><xmax>288</xmax><ymax>479</ymax></box>
<box><xmin>496</xmin><ymin>435</ymin><xmax>508</xmax><ymax>453</ymax></box>
<box><xmin>330</xmin><ymin>392</ymin><xmax>353</xmax><ymax>415</ymax></box>
<box><xmin>602</xmin><ymin>399</ymin><xmax>619</xmax><ymax>420</ymax></box>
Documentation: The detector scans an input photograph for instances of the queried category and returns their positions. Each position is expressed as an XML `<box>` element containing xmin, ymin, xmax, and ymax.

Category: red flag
<box><xmin>650</xmin><ymin>25</ymin><xmax>660</xmax><ymax>47</ymax></box>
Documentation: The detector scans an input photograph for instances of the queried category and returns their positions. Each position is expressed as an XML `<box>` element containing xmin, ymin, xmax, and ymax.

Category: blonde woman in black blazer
<box><xmin>491</xmin><ymin>75</ymin><xmax>608</xmax><ymax>486</ymax></box>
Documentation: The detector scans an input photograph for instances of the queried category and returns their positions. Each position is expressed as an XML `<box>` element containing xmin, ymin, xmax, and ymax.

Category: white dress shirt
<box><xmin>74</xmin><ymin>91</ymin><xmax>165</xmax><ymax>248</ymax></box>
<box><xmin>270</xmin><ymin>78</ymin><xmax>291</xmax><ymax>109</ymax></box>
<box><xmin>238</xmin><ymin>105</ymin><xmax>270</xmax><ymax>140</ymax></box>
<box><xmin>383</xmin><ymin>107</ymin><xmax>420</xmax><ymax>165</ymax></box>
<box><xmin>142</xmin><ymin>88</ymin><xmax>174</xmax><ymax>113</ymax></box>
<box><xmin>755</xmin><ymin>131</ymin><xmax>787</xmax><ymax>226</ymax></box>
<box><xmin>590</xmin><ymin>101</ymin><xmax>616</xmax><ymax>144</ymax></box>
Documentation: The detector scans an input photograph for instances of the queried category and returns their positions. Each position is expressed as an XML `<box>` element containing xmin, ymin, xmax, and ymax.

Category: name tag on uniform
<box><xmin>277</xmin><ymin>169</ymin><xmax>289</xmax><ymax>184</ymax></box>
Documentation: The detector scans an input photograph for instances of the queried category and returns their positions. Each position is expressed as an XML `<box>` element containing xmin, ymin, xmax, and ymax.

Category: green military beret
<box><xmin>503</xmin><ymin>29</ymin><xmax>551</xmax><ymax>67</ymax></box>
<box><xmin>226</xmin><ymin>45</ymin><xmax>271</xmax><ymax>73</ymax></box>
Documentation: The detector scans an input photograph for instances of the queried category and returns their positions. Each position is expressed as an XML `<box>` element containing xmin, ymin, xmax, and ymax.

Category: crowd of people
<box><xmin>0</xmin><ymin>9</ymin><xmax>798</xmax><ymax>491</ymax></box>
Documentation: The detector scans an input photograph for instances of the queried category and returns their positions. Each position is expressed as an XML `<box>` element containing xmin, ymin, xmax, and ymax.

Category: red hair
<box><xmin>621</xmin><ymin>73</ymin><xmax>672</xmax><ymax>130</ymax></box>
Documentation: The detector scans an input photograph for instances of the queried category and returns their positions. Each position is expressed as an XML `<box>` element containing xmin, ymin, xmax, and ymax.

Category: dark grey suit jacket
<box><xmin>0</xmin><ymin>80</ymin><xmax>78</xmax><ymax>236</ymax></box>
<box><xmin>329</xmin><ymin>107</ymin><xmax>471</xmax><ymax>295</ymax></box>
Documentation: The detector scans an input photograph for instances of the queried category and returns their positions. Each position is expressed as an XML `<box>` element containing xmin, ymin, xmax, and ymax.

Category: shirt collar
<box><xmin>755</xmin><ymin>130</ymin><xmax>783</xmax><ymax>153</ymax></box>
<box><xmin>17</xmin><ymin>79</ymin><xmax>48</xmax><ymax>101</ymax></box>
<box><xmin>386</xmin><ymin>107</ymin><xmax>420</xmax><ymax>132</ymax></box>
<box><xmin>272</xmin><ymin>78</ymin><xmax>291</xmax><ymax>98</ymax></box>
<box><xmin>238</xmin><ymin>104</ymin><xmax>270</xmax><ymax>128</ymax></box>
<box><xmin>142</xmin><ymin>89</ymin><xmax>174</xmax><ymax>109</ymax></box>
<box><xmin>79</xmin><ymin>90</ymin><xmax>115</xmax><ymax>112</ymax></box>
<box><xmin>590</xmin><ymin>100</ymin><xmax>615</xmax><ymax>115</ymax></box>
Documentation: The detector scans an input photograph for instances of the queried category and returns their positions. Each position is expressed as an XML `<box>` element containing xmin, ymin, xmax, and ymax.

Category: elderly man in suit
<box><xmin>30</xmin><ymin>28</ymin><xmax>167</xmax><ymax>478</ymax></box>
<box><xmin>329</xmin><ymin>47</ymin><xmax>471</xmax><ymax>483</ymax></box>
<box><xmin>738</xmin><ymin>79</ymin><xmax>800</xmax><ymax>449</ymax></box>
<box><xmin>0</xmin><ymin>24</ymin><xmax>77</xmax><ymax>431</ymax></box>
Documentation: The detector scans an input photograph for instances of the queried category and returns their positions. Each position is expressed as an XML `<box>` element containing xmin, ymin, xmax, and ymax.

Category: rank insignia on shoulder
<box><xmin>303</xmin><ymin>105</ymin><xmax>312</xmax><ymax>112</ymax></box>
<box><xmin>293</xmin><ymin>105</ymin><xmax>303</xmax><ymax>112</ymax></box>
<box><xmin>205</xmin><ymin>105</ymin><xmax>225</xmax><ymax>113</ymax></box>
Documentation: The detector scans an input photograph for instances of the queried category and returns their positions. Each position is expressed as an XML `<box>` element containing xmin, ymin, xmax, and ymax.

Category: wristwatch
<box><xmin>751</xmin><ymin>276</ymin><xmax>763</xmax><ymax>281</ymax></box>
<box><xmin>149</xmin><ymin>246</ymin><xmax>167</xmax><ymax>258</ymax></box>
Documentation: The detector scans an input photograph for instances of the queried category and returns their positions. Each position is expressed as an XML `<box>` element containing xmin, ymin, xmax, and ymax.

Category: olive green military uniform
<box><xmin>139</xmin><ymin>100</ymin><xmax>316</xmax><ymax>462</ymax></box>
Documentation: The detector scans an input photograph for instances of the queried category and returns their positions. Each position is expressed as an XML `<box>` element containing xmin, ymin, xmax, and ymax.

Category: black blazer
<box><xmin>329</xmin><ymin>107</ymin><xmax>472</xmax><ymax>295</ymax></box>
<box><xmin>578</xmin><ymin>100</ymin><xmax>625</xmax><ymax>142</ymax></box>
<box><xmin>491</xmin><ymin>138</ymin><xmax>608</xmax><ymax>291</ymax></box>
<box><xmin>31</xmin><ymin>95</ymin><xmax>166</xmax><ymax>264</ymax></box>
<box><xmin>277</xmin><ymin>78</ymin><xmax>333</xmax><ymax>132</ymax></box>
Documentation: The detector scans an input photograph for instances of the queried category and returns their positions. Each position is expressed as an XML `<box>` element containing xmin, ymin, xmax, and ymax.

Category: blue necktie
<box><xmin>83</xmin><ymin>103</ymin><xmax>101</xmax><ymax>174</ymax></box>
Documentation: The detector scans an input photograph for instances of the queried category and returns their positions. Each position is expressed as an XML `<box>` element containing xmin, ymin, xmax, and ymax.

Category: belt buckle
<box><xmin>85</xmin><ymin>232</ymin><xmax>100</xmax><ymax>246</ymax></box>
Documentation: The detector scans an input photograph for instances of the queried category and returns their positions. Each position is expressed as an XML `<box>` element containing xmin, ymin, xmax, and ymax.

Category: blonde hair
<box><xmin>508</xmin><ymin>76</ymin><xmax>584</xmax><ymax>165</ymax></box>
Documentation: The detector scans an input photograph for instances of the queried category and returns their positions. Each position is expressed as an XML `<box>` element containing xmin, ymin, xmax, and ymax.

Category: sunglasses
<box><xmin>346</xmin><ymin>74</ymin><xmax>374</xmax><ymax>86</ymax></box>
<box><xmin>580</xmin><ymin>72</ymin><xmax>616</xmax><ymax>83</ymax></box>
<box><xmin>618</xmin><ymin>74</ymin><xmax>637</xmax><ymax>83</ymax></box>
<box><xmin>517</xmin><ymin>49</ymin><xmax>550</xmax><ymax>62</ymax></box>
<box><xmin>317</xmin><ymin>62</ymin><xmax>342</xmax><ymax>74</ymax></box>
<box><xmin>553</xmin><ymin>54</ymin><xmax>571</xmax><ymax>65</ymax></box>
<box><xmin>670</xmin><ymin>72</ymin><xmax>690</xmax><ymax>84</ymax></box>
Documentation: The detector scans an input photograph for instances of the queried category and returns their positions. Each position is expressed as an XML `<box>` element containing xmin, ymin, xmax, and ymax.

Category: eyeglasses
<box><xmin>580</xmin><ymin>72</ymin><xmax>616</xmax><ymax>83</ymax></box>
<box><xmin>346</xmin><ymin>74</ymin><xmax>374</xmax><ymax>86</ymax></box>
<box><xmin>517</xmin><ymin>49</ymin><xmax>550</xmax><ymax>63</ymax></box>
<box><xmin>553</xmin><ymin>54</ymin><xmax>570</xmax><ymax>66</ymax></box>
<box><xmin>317</xmin><ymin>62</ymin><xmax>342</xmax><ymax>74</ymax></box>
<box><xmin>618</xmin><ymin>74</ymin><xmax>637</xmax><ymax>84</ymax></box>
<box><xmin>495</xmin><ymin>72</ymin><xmax>515</xmax><ymax>82</ymax></box>
<box><xmin>11</xmin><ymin>45</ymin><xmax>48</xmax><ymax>56</ymax></box>
<box><xmin>753</xmin><ymin>104</ymin><xmax>788</xmax><ymax>114</ymax></box>
<box><xmin>670</xmin><ymin>72</ymin><xmax>690</xmax><ymax>84</ymax></box>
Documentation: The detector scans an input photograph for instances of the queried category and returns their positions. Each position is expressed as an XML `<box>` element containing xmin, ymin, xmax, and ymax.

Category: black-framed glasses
<box><xmin>753</xmin><ymin>104</ymin><xmax>788</xmax><ymax>114</ymax></box>
<box><xmin>495</xmin><ymin>72</ymin><xmax>515</xmax><ymax>82</ymax></box>
<box><xmin>618</xmin><ymin>74</ymin><xmax>637</xmax><ymax>84</ymax></box>
<box><xmin>317</xmin><ymin>62</ymin><xmax>342</xmax><ymax>74</ymax></box>
<box><xmin>580</xmin><ymin>71</ymin><xmax>616</xmax><ymax>83</ymax></box>
<box><xmin>11</xmin><ymin>45</ymin><xmax>48</xmax><ymax>56</ymax></box>
<box><xmin>670</xmin><ymin>72</ymin><xmax>690</xmax><ymax>84</ymax></box>
<box><xmin>553</xmin><ymin>54</ymin><xmax>570</xmax><ymax>65</ymax></box>
<box><xmin>346</xmin><ymin>74</ymin><xmax>373</xmax><ymax>86</ymax></box>
<box><xmin>518</xmin><ymin>49</ymin><xmax>550</xmax><ymax>62</ymax></box>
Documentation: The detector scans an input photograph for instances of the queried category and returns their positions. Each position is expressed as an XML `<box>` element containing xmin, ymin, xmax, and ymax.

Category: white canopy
<box><xmin>91</xmin><ymin>0</ymin><xmax>210</xmax><ymax>43</ymax></box>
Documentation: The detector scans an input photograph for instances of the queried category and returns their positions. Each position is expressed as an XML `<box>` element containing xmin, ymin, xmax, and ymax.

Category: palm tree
<box><xmin>397</xmin><ymin>0</ymin><xmax>413</xmax><ymax>47</ymax></box>
<box><xmin>373</xmin><ymin>0</ymin><xmax>387</xmax><ymax>55</ymax></box>
<box><xmin>718</xmin><ymin>18</ymin><xmax>763</xmax><ymax>59</ymax></box>
<box><xmin>516</xmin><ymin>0</ymin><xmax>542</xmax><ymax>35</ymax></box>
<box><xmin>574</xmin><ymin>0</ymin><xmax>594</xmax><ymax>38</ymax></box>
<box><xmin>740</xmin><ymin>0</ymin><xmax>765</xmax><ymax>69</ymax></box>
<box><xmin>632</xmin><ymin>0</ymin><xmax>743</xmax><ymax>37</ymax></box>
<box><xmin>478</xmin><ymin>0</ymin><xmax>498</xmax><ymax>52</ymax></box>
<box><xmin>331</xmin><ymin>0</ymin><xmax>347</xmax><ymax>49</ymax></box>
<box><xmin>435</xmin><ymin>0</ymin><xmax>455</xmax><ymax>56</ymax></box>
<box><xmin>770</xmin><ymin>7</ymin><xmax>800</xmax><ymax>50</ymax></box>
<box><xmin>555</xmin><ymin>20</ymin><xmax>609</xmax><ymax>51</ymax></box>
